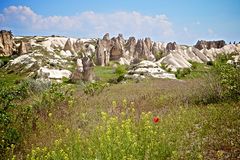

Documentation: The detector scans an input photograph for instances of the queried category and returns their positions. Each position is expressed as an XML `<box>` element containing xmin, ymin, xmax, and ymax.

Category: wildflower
<box><xmin>112</xmin><ymin>100</ymin><xmax>117</xmax><ymax>108</ymax></box>
<box><xmin>153</xmin><ymin>116</ymin><xmax>160</xmax><ymax>123</ymax></box>
<box><xmin>48</xmin><ymin>112</ymin><xmax>52</xmax><ymax>117</ymax></box>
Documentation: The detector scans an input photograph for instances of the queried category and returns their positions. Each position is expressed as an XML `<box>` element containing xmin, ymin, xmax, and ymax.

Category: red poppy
<box><xmin>153</xmin><ymin>117</ymin><xmax>160</xmax><ymax>123</ymax></box>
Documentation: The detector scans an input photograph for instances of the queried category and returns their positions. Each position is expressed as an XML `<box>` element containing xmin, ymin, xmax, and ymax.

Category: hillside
<box><xmin>0</xmin><ymin>31</ymin><xmax>240</xmax><ymax>159</ymax></box>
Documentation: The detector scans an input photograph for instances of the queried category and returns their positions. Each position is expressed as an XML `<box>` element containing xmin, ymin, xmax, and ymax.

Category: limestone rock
<box><xmin>126</xmin><ymin>60</ymin><xmax>176</xmax><ymax>79</ymax></box>
<box><xmin>157</xmin><ymin>53</ymin><xmax>192</xmax><ymax>72</ymax></box>
<box><xmin>0</xmin><ymin>30</ymin><xmax>15</xmax><ymax>56</ymax></box>
<box><xmin>38</xmin><ymin>67</ymin><xmax>72</xmax><ymax>79</ymax></box>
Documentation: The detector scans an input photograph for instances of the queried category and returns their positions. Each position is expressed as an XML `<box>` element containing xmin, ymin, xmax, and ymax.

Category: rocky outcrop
<box><xmin>73</xmin><ymin>39</ymin><xmax>84</xmax><ymax>54</ymax></box>
<box><xmin>0</xmin><ymin>30</ymin><xmax>15</xmax><ymax>56</ymax></box>
<box><xmin>194</xmin><ymin>40</ymin><xmax>226</xmax><ymax>50</ymax></box>
<box><xmin>18</xmin><ymin>41</ymin><xmax>32</xmax><ymax>55</ymax></box>
<box><xmin>134</xmin><ymin>39</ymin><xmax>155</xmax><ymax>61</ymax></box>
<box><xmin>82</xmin><ymin>57</ymin><xmax>95</xmax><ymax>82</ymax></box>
<box><xmin>64</xmin><ymin>38</ymin><xmax>75</xmax><ymax>54</ymax></box>
<box><xmin>156</xmin><ymin>53</ymin><xmax>192</xmax><ymax>72</ymax></box>
<box><xmin>126</xmin><ymin>60</ymin><xmax>176</xmax><ymax>79</ymax></box>
<box><xmin>166</xmin><ymin>42</ymin><xmax>177</xmax><ymax>52</ymax></box>
<box><xmin>96</xmin><ymin>33</ymin><xmax>112</xmax><ymax>66</ymax></box>
<box><xmin>18</xmin><ymin>41</ymin><xmax>27</xmax><ymax>55</ymax></box>
<box><xmin>110</xmin><ymin>34</ymin><xmax>125</xmax><ymax>60</ymax></box>
<box><xmin>125</xmin><ymin>37</ymin><xmax>137</xmax><ymax>59</ymax></box>
<box><xmin>38</xmin><ymin>67</ymin><xmax>72</xmax><ymax>79</ymax></box>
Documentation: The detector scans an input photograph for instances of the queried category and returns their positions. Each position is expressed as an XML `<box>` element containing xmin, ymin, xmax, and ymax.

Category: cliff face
<box><xmin>0</xmin><ymin>30</ymin><xmax>15</xmax><ymax>56</ymax></box>
<box><xmin>194</xmin><ymin>40</ymin><xmax>226</xmax><ymax>50</ymax></box>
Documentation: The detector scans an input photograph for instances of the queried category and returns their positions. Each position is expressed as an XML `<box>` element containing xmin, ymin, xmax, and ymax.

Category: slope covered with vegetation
<box><xmin>0</xmin><ymin>55</ymin><xmax>239</xmax><ymax>160</ymax></box>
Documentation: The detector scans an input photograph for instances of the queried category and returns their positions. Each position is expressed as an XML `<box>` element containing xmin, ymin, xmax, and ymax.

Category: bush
<box><xmin>114</xmin><ymin>65</ymin><xmax>127</xmax><ymax>76</ymax></box>
<box><xmin>154</xmin><ymin>51</ymin><xmax>163</xmax><ymax>61</ymax></box>
<box><xmin>175</xmin><ymin>68</ymin><xmax>191</xmax><ymax>79</ymax></box>
<box><xmin>213</xmin><ymin>61</ymin><xmax>240</xmax><ymax>101</ymax></box>
<box><xmin>0</xmin><ymin>81</ymin><xmax>30</xmax><ymax>158</ymax></box>
<box><xmin>189</xmin><ymin>54</ymin><xmax>240</xmax><ymax>104</ymax></box>
<box><xmin>83</xmin><ymin>82</ymin><xmax>108</xmax><ymax>96</ymax></box>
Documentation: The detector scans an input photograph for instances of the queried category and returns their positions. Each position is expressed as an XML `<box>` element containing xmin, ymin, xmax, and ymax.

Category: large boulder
<box><xmin>38</xmin><ymin>67</ymin><xmax>72</xmax><ymax>79</ymax></box>
<box><xmin>194</xmin><ymin>40</ymin><xmax>226</xmax><ymax>50</ymax></box>
<box><xmin>0</xmin><ymin>30</ymin><xmax>15</xmax><ymax>56</ymax></box>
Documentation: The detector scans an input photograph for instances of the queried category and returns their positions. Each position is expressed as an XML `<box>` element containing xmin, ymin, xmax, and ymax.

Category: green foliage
<box><xmin>175</xmin><ymin>68</ymin><xmax>191</xmax><ymax>79</ymax></box>
<box><xmin>114</xmin><ymin>65</ymin><xmax>127</xmax><ymax>76</ymax></box>
<box><xmin>213</xmin><ymin>57</ymin><xmax>240</xmax><ymax>101</ymax></box>
<box><xmin>0</xmin><ymin>81</ymin><xmax>29</xmax><ymax>157</ymax></box>
<box><xmin>94</xmin><ymin>66</ymin><xmax>118</xmax><ymax>81</ymax></box>
<box><xmin>154</xmin><ymin>51</ymin><xmax>163</xmax><ymax>61</ymax></box>
<box><xmin>83</xmin><ymin>82</ymin><xmax>108</xmax><ymax>96</ymax></box>
<box><xmin>0</xmin><ymin>56</ymin><xmax>12</xmax><ymax>67</ymax></box>
<box><xmin>26</xmin><ymin>101</ymin><xmax>240</xmax><ymax>159</ymax></box>
<box><xmin>189</xmin><ymin>54</ymin><xmax>240</xmax><ymax>104</ymax></box>
<box><xmin>0</xmin><ymin>79</ymin><xmax>74</xmax><ymax>158</ymax></box>
<box><xmin>161</xmin><ymin>63</ymin><xmax>167</xmax><ymax>70</ymax></box>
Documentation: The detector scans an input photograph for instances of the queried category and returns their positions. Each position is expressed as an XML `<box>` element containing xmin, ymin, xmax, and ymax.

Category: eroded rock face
<box><xmin>96</xmin><ymin>33</ymin><xmax>112</xmax><ymax>66</ymax></box>
<box><xmin>64</xmin><ymin>38</ymin><xmax>75</xmax><ymax>54</ymax></box>
<box><xmin>18</xmin><ymin>41</ymin><xmax>32</xmax><ymax>55</ymax></box>
<box><xmin>194</xmin><ymin>40</ymin><xmax>226</xmax><ymax>50</ymax></box>
<box><xmin>125</xmin><ymin>37</ymin><xmax>136</xmax><ymax>59</ymax></box>
<box><xmin>166</xmin><ymin>42</ymin><xmax>177</xmax><ymax>52</ymax></box>
<box><xmin>0</xmin><ymin>30</ymin><xmax>15</xmax><ymax>56</ymax></box>
<box><xmin>134</xmin><ymin>39</ymin><xmax>154</xmax><ymax>60</ymax></box>
<box><xmin>110</xmin><ymin>34</ymin><xmax>125</xmax><ymax>60</ymax></box>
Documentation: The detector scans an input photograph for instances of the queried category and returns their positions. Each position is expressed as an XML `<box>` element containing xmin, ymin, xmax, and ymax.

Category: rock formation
<box><xmin>96</xmin><ymin>33</ymin><xmax>112</xmax><ymax>66</ymax></box>
<box><xmin>126</xmin><ymin>60</ymin><xmax>176</xmax><ymax>79</ymax></box>
<box><xmin>82</xmin><ymin>56</ymin><xmax>95</xmax><ymax>82</ymax></box>
<box><xmin>18</xmin><ymin>41</ymin><xmax>32</xmax><ymax>55</ymax></box>
<box><xmin>0</xmin><ymin>30</ymin><xmax>15</xmax><ymax>56</ymax></box>
<box><xmin>166</xmin><ymin>42</ymin><xmax>177</xmax><ymax>52</ymax></box>
<box><xmin>110</xmin><ymin>34</ymin><xmax>125</xmax><ymax>60</ymax></box>
<box><xmin>64</xmin><ymin>38</ymin><xmax>75</xmax><ymax>54</ymax></box>
<box><xmin>194</xmin><ymin>40</ymin><xmax>226</xmax><ymax>50</ymax></box>
<box><xmin>134</xmin><ymin>39</ymin><xmax>154</xmax><ymax>61</ymax></box>
<box><xmin>125</xmin><ymin>37</ymin><xmax>137</xmax><ymax>59</ymax></box>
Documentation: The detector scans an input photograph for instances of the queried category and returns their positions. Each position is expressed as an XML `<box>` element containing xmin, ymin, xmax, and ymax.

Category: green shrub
<box><xmin>189</xmin><ymin>54</ymin><xmax>240</xmax><ymax>104</ymax></box>
<box><xmin>154</xmin><ymin>51</ymin><xmax>163</xmax><ymax>61</ymax></box>
<box><xmin>213</xmin><ymin>60</ymin><xmax>240</xmax><ymax>101</ymax></box>
<box><xmin>114</xmin><ymin>65</ymin><xmax>127</xmax><ymax>76</ymax></box>
<box><xmin>0</xmin><ymin>81</ymin><xmax>30</xmax><ymax>158</ymax></box>
<box><xmin>175</xmin><ymin>68</ymin><xmax>191</xmax><ymax>79</ymax></box>
<box><xmin>83</xmin><ymin>82</ymin><xmax>108</xmax><ymax>96</ymax></box>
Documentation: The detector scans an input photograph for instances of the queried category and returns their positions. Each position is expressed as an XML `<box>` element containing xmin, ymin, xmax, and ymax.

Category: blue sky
<box><xmin>0</xmin><ymin>0</ymin><xmax>240</xmax><ymax>44</ymax></box>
